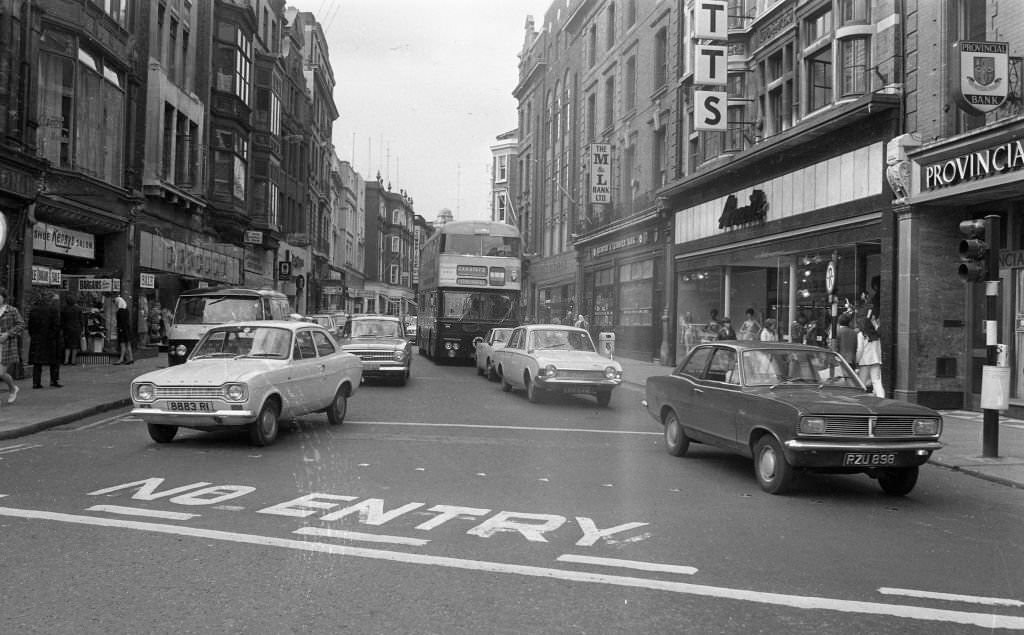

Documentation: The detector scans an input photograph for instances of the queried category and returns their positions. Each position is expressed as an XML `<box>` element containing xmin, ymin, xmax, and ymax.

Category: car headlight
<box><xmin>543</xmin><ymin>364</ymin><xmax>557</xmax><ymax>378</ymax></box>
<box><xmin>223</xmin><ymin>383</ymin><xmax>247</xmax><ymax>402</ymax></box>
<box><xmin>445</xmin><ymin>342</ymin><xmax>452</xmax><ymax>350</ymax></box>
<box><xmin>913</xmin><ymin>418</ymin><xmax>940</xmax><ymax>436</ymax></box>
<box><xmin>174</xmin><ymin>345</ymin><xmax>188</xmax><ymax>357</ymax></box>
<box><xmin>134</xmin><ymin>383</ymin><xmax>155</xmax><ymax>402</ymax></box>
<box><xmin>800</xmin><ymin>417</ymin><xmax>827</xmax><ymax>434</ymax></box>
<box><xmin>392</xmin><ymin>349</ymin><xmax>407</xmax><ymax>362</ymax></box>
<box><xmin>604</xmin><ymin>366</ymin><xmax>621</xmax><ymax>380</ymax></box>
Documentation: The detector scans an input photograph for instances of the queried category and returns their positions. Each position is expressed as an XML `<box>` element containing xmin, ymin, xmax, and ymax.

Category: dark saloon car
<box><xmin>338</xmin><ymin>315</ymin><xmax>413</xmax><ymax>385</ymax></box>
<box><xmin>642</xmin><ymin>342</ymin><xmax>943</xmax><ymax>496</ymax></box>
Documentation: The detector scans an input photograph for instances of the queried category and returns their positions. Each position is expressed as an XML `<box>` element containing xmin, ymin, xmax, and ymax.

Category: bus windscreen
<box><xmin>442</xmin><ymin>291</ymin><xmax>516</xmax><ymax>321</ymax></box>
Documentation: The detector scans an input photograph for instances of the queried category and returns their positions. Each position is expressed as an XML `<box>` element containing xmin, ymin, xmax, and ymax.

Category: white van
<box><xmin>166</xmin><ymin>287</ymin><xmax>292</xmax><ymax>365</ymax></box>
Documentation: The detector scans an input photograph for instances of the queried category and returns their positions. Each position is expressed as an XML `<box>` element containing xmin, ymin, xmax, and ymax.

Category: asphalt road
<box><xmin>1</xmin><ymin>356</ymin><xmax>1023</xmax><ymax>634</ymax></box>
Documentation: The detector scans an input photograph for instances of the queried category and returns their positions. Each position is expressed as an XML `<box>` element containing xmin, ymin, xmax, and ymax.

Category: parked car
<box><xmin>131</xmin><ymin>321</ymin><xmax>362</xmax><ymax>446</ymax></box>
<box><xmin>474</xmin><ymin>327</ymin><xmax>513</xmax><ymax>381</ymax></box>
<box><xmin>493</xmin><ymin>324</ymin><xmax>623</xmax><ymax>407</ymax></box>
<box><xmin>642</xmin><ymin>342</ymin><xmax>943</xmax><ymax>496</ymax></box>
<box><xmin>337</xmin><ymin>315</ymin><xmax>413</xmax><ymax>385</ymax></box>
<box><xmin>307</xmin><ymin>313</ymin><xmax>340</xmax><ymax>339</ymax></box>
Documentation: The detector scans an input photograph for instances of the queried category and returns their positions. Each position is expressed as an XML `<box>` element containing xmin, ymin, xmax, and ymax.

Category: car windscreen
<box><xmin>174</xmin><ymin>296</ymin><xmax>262</xmax><ymax>324</ymax></box>
<box><xmin>742</xmin><ymin>349</ymin><xmax>860</xmax><ymax>387</ymax></box>
<box><xmin>350</xmin><ymin>320</ymin><xmax>401</xmax><ymax>338</ymax></box>
<box><xmin>527</xmin><ymin>329</ymin><xmax>596</xmax><ymax>352</ymax></box>
<box><xmin>191</xmin><ymin>326</ymin><xmax>292</xmax><ymax>360</ymax></box>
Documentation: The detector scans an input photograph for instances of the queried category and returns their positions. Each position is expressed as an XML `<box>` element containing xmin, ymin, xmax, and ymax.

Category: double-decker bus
<box><xmin>417</xmin><ymin>220</ymin><xmax>522</xmax><ymax>362</ymax></box>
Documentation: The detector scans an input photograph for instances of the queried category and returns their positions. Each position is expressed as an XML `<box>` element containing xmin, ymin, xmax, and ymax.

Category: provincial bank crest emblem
<box><xmin>954</xmin><ymin>41</ymin><xmax>1009</xmax><ymax>115</ymax></box>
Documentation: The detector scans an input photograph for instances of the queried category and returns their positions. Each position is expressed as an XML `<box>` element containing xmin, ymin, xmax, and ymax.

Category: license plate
<box><xmin>843</xmin><ymin>452</ymin><xmax>896</xmax><ymax>466</ymax></box>
<box><xmin>168</xmin><ymin>401</ymin><xmax>214</xmax><ymax>413</ymax></box>
<box><xmin>564</xmin><ymin>386</ymin><xmax>594</xmax><ymax>395</ymax></box>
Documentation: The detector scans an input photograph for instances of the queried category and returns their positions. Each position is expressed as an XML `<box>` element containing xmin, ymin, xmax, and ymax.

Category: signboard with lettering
<box><xmin>244</xmin><ymin>230</ymin><xmax>263</xmax><ymax>244</ymax></box>
<box><xmin>140</xmin><ymin>273</ymin><xmax>155</xmax><ymax>289</ymax></box>
<box><xmin>953</xmin><ymin>41</ymin><xmax>1009</xmax><ymax>115</ymax></box>
<box><xmin>32</xmin><ymin>223</ymin><xmax>95</xmax><ymax>259</ymax></box>
<box><xmin>589</xmin><ymin>144</ymin><xmax>611</xmax><ymax>204</ymax></box>
<box><xmin>78</xmin><ymin>278</ymin><xmax>120</xmax><ymax>293</ymax></box>
<box><xmin>693</xmin><ymin>1</ymin><xmax>729</xmax><ymax>132</ymax></box>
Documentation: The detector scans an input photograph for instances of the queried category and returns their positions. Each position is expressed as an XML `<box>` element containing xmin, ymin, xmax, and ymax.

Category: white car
<box><xmin>130</xmin><ymin>321</ymin><xmax>362</xmax><ymax>446</ymax></box>
<box><xmin>492</xmin><ymin>324</ymin><xmax>623</xmax><ymax>407</ymax></box>
<box><xmin>474</xmin><ymin>327</ymin><xmax>513</xmax><ymax>381</ymax></box>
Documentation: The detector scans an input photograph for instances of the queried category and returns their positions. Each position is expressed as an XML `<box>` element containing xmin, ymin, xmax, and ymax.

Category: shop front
<box><xmin>528</xmin><ymin>251</ymin><xmax>577</xmax><ymax>325</ymax></box>
<box><xmin>576</xmin><ymin>213</ymin><xmax>666</xmax><ymax>360</ymax></box>
<box><xmin>666</xmin><ymin>142</ymin><xmax>892</xmax><ymax>370</ymax></box>
<box><xmin>903</xmin><ymin>127</ymin><xmax>1024</xmax><ymax>413</ymax></box>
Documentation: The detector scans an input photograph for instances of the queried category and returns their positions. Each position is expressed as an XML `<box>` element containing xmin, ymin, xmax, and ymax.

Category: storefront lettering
<box><xmin>591</xmin><ymin>232</ymin><xmax>647</xmax><ymax>258</ymax></box>
<box><xmin>999</xmin><ymin>250</ymin><xmax>1024</xmax><ymax>269</ymax></box>
<box><xmin>32</xmin><ymin>223</ymin><xmax>95</xmax><ymax>259</ymax></box>
<box><xmin>718</xmin><ymin>190</ymin><xmax>768</xmax><ymax>229</ymax></box>
<box><xmin>923</xmin><ymin>139</ymin><xmax>1024</xmax><ymax>190</ymax></box>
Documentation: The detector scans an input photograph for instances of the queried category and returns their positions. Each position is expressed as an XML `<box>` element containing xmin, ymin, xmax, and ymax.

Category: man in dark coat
<box><xmin>28</xmin><ymin>292</ymin><xmax>63</xmax><ymax>388</ymax></box>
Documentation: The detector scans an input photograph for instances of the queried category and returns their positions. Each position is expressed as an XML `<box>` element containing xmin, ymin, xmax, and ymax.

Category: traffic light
<box><xmin>958</xmin><ymin>218</ymin><xmax>989</xmax><ymax>283</ymax></box>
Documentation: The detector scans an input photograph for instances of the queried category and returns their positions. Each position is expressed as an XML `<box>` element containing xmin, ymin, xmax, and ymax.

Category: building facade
<box><xmin>489</xmin><ymin>129</ymin><xmax>519</xmax><ymax>224</ymax></box>
<box><xmin>362</xmin><ymin>177</ymin><xmax>416</xmax><ymax>317</ymax></box>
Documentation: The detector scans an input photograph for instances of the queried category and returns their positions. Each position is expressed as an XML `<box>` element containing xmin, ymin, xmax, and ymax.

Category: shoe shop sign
<box><xmin>32</xmin><ymin>222</ymin><xmax>95</xmax><ymax>259</ymax></box>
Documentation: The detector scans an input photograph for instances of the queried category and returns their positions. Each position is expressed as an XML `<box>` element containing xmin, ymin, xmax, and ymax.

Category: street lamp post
<box><xmin>658</xmin><ymin>197</ymin><xmax>674</xmax><ymax>366</ymax></box>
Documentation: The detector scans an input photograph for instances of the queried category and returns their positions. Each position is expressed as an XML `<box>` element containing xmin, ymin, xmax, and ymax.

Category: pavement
<box><xmin>1</xmin><ymin>349</ymin><xmax>1022</xmax><ymax>490</ymax></box>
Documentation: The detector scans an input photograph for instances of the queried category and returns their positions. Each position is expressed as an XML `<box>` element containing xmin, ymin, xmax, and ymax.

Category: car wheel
<box><xmin>147</xmin><ymin>424</ymin><xmax>177</xmax><ymax>444</ymax></box>
<box><xmin>500</xmin><ymin>367</ymin><xmax>512</xmax><ymax>392</ymax></box>
<box><xmin>877</xmin><ymin>466</ymin><xmax>918</xmax><ymax>496</ymax></box>
<box><xmin>326</xmin><ymin>388</ymin><xmax>348</xmax><ymax>426</ymax></box>
<box><xmin>754</xmin><ymin>435</ymin><xmax>794</xmax><ymax>495</ymax></box>
<box><xmin>526</xmin><ymin>376</ymin><xmax>543</xmax><ymax>403</ymax></box>
<box><xmin>249</xmin><ymin>401</ymin><xmax>280</xmax><ymax>446</ymax></box>
<box><xmin>663</xmin><ymin>410</ymin><xmax>690</xmax><ymax>457</ymax></box>
<box><xmin>396</xmin><ymin>368</ymin><xmax>409</xmax><ymax>386</ymax></box>
<box><xmin>595</xmin><ymin>390</ymin><xmax>612</xmax><ymax>407</ymax></box>
<box><xmin>486</xmin><ymin>360</ymin><xmax>498</xmax><ymax>382</ymax></box>
<box><xmin>477</xmin><ymin>360</ymin><xmax>485</xmax><ymax>376</ymax></box>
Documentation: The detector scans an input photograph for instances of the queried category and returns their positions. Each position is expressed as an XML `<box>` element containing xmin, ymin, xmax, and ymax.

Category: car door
<box><xmin>660</xmin><ymin>347</ymin><xmax>713</xmax><ymax>432</ymax></box>
<box><xmin>498</xmin><ymin>328</ymin><xmax>525</xmax><ymax>388</ymax></box>
<box><xmin>699</xmin><ymin>347</ymin><xmax>741</xmax><ymax>444</ymax></box>
<box><xmin>287</xmin><ymin>329</ymin><xmax>323</xmax><ymax>417</ymax></box>
<box><xmin>311</xmin><ymin>329</ymin><xmax>340</xmax><ymax>406</ymax></box>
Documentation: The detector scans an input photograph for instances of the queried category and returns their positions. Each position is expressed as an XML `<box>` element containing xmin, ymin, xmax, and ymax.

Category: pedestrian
<box><xmin>856</xmin><ymin>316</ymin><xmax>884</xmax><ymax>398</ymax></box>
<box><xmin>836</xmin><ymin>311</ymin><xmax>858</xmax><ymax>368</ymax></box>
<box><xmin>738</xmin><ymin>308</ymin><xmax>761</xmax><ymax>340</ymax></box>
<box><xmin>61</xmin><ymin>294</ymin><xmax>83</xmax><ymax>366</ymax></box>
<box><xmin>717</xmin><ymin>317</ymin><xmax>737</xmax><ymax>340</ymax></box>
<box><xmin>114</xmin><ymin>291</ymin><xmax>134</xmax><ymax>365</ymax></box>
<box><xmin>28</xmin><ymin>291</ymin><xmax>63</xmax><ymax>389</ymax></box>
<box><xmin>0</xmin><ymin>288</ymin><xmax>25</xmax><ymax>403</ymax></box>
<box><xmin>680</xmin><ymin>311</ymin><xmax>697</xmax><ymax>352</ymax></box>
<box><xmin>759</xmin><ymin>318</ymin><xmax>778</xmax><ymax>342</ymax></box>
<box><xmin>574</xmin><ymin>312</ymin><xmax>589</xmax><ymax>331</ymax></box>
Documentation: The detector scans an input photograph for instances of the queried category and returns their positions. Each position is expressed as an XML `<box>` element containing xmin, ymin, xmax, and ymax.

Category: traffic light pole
<box><xmin>982</xmin><ymin>214</ymin><xmax>1001</xmax><ymax>458</ymax></box>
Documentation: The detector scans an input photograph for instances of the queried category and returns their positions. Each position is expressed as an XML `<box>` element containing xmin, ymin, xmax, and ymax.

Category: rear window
<box><xmin>173</xmin><ymin>296</ymin><xmax>264</xmax><ymax>324</ymax></box>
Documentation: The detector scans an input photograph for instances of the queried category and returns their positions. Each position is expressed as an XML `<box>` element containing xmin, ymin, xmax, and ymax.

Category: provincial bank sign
<box><xmin>952</xmin><ymin>40</ymin><xmax>1009</xmax><ymax>115</ymax></box>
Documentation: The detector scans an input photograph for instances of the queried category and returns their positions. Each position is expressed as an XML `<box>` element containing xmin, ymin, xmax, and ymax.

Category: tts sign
<box><xmin>694</xmin><ymin>0</ymin><xmax>729</xmax><ymax>132</ymax></box>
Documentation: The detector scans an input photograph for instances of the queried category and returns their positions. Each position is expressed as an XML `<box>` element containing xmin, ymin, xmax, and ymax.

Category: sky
<box><xmin>285</xmin><ymin>0</ymin><xmax>554</xmax><ymax>223</ymax></box>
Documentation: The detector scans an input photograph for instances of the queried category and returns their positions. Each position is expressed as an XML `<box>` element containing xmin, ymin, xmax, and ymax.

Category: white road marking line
<box><xmin>295</xmin><ymin>527</ymin><xmax>429</xmax><ymax>546</ymax></box>
<box><xmin>879</xmin><ymin>587</ymin><xmax>1024</xmax><ymax>607</ymax></box>
<box><xmin>0</xmin><ymin>443</ymin><xmax>42</xmax><ymax>454</ymax></box>
<box><xmin>347</xmin><ymin>420</ymin><xmax>660</xmax><ymax>436</ymax></box>
<box><xmin>1</xmin><ymin>505</ymin><xmax>1022</xmax><ymax>630</ymax></box>
<box><xmin>76</xmin><ymin>413</ymin><xmax>128</xmax><ymax>431</ymax></box>
<box><xmin>86</xmin><ymin>505</ymin><xmax>201</xmax><ymax>521</ymax></box>
<box><xmin>558</xmin><ymin>554</ymin><xmax>698</xmax><ymax>576</ymax></box>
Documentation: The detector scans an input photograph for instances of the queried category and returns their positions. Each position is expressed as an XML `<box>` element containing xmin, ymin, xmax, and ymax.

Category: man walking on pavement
<box><xmin>28</xmin><ymin>291</ymin><xmax>63</xmax><ymax>388</ymax></box>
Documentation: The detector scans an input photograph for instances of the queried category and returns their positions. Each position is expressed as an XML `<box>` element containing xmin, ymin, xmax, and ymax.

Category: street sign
<box><xmin>825</xmin><ymin>261</ymin><xmax>836</xmax><ymax>294</ymax></box>
<box><xmin>278</xmin><ymin>260</ymin><xmax>292</xmax><ymax>280</ymax></box>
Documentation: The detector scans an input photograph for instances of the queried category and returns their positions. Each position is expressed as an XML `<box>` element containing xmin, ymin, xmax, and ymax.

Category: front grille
<box><xmin>353</xmin><ymin>351</ymin><xmax>395</xmax><ymax>362</ymax></box>
<box><xmin>550</xmin><ymin>370</ymin><xmax>609</xmax><ymax>381</ymax></box>
<box><xmin>821</xmin><ymin>416</ymin><xmax>927</xmax><ymax>437</ymax></box>
<box><xmin>153</xmin><ymin>386</ymin><xmax>223</xmax><ymax>399</ymax></box>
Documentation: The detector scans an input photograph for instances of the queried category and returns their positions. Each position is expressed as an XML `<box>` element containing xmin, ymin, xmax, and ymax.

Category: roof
<box><xmin>204</xmin><ymin>320</ymin><xmax>325</xmax><ymax>332</ymax></box>
<box><xmin>178</xmin><ymin>287</ymin><xmax>287</xmax><ymax>298</ymax></box>
<box><xmin>349</xmin><ymin>314</ymin><xmax>401</xmax><ymax>321</ymax></box>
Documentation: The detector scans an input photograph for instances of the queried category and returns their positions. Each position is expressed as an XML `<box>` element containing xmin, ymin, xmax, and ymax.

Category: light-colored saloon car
<box><xmin>131</xmin><ymin>321</ymin><xmax>362</xmax><ymax>446</ymax></box>
<box><xmin>474</xmin><ymin>327</ymin><xmax>513</xmax><ymax>381</ymax></box>
<box><xmin>493</xmin><ymin>324</ymin><xmax>623</xmax><ymax>407</ymax></box>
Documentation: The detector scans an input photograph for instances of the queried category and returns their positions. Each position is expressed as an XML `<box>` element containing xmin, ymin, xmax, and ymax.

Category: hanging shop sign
<box><xmin>693</xmin><ymin>0</ymin><xmax>728</xmax><ymax>132</ymax></box>
<box><xmin>589</xmin><ymin>144</ymin><xmax>611</xmax><ymax>204</ymax></box>
<box><xmin>32</xmin><ymin>223</ymin><xmax>95</xmax><ymax>259</ymax></box>
<box><xmin>78</xmin><ymin>278</ymin><xmax>121</xmax><ymax>292</ymax></box>
<box><xmin>952</xmin><ymin>41</ymin><xmax>1009</xmax><ymax>115</ymax></box>
<box><xmin>31</xmin><ymin>265</ymin><xmax>62</xmax><ymax>286</ymax></box>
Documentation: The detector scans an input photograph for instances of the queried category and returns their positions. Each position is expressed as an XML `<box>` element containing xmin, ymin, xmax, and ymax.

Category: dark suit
<box><xmin>28</xmin><ymin>301</ymin><xmax>62</xmax><ymax>387</ymax></box>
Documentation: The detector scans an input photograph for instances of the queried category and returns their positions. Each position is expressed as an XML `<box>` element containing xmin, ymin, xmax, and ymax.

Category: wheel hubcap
<box><xmin>759</xmin><ymin>448</ymin><xmax>777</xmax><ymax>480</ymax></box>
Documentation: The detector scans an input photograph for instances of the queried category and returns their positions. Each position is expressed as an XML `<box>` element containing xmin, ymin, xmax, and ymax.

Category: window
<box><xmin>606</xmin><ymin>3</ymin><xmax>616</xmax><ymax>49</ymax></box>
<box><xmin>804</xmin><ymin>7</ymin><xmax>832</xmax><ymax>47</ymax></box>
<box><xmin>588</xmin><ymin>25</ymin><xmax>598</xmax><ymax>67</ymax></box>
<box><xmin>623</xmin><ymin>134</ymin><xmax>636</xmax><ymax>204</ymax></box>
<box><xmin>654</xmin><ymin>28</ymin><xmax>668</xmax><ymax>88</ymax></box>
<box><xmin>496</xmin><ymin>192</ymin><xmax>507</xmax><ymax>222</ymax></box>
<box><xmin>162</xmin><ymin>104</ymin><xmax>174</xmax><ymax>179</ymax></box>
<box><xmin>807</xmin><ymin>45</ymin><xmax>833</xmax><ymax>111</ymax></box>
<box><xmin>212</xmin><ymin>127</ymin><xmax>247</xmax><ymax>202</ymax></box>
<box><xmin>311</xmin><ymin>331</ymin><xmax>335</xmax><ymax>356</ymax></box>
<box><xmin>840</xmin><ymin>37</ymin><xmax>869</xmax><ymax>96</ymax></box>
<box><xmin>391</xmin><ymin>236</ymin><xmax>400</xmax><ymax>253</ymax></box>
<box><xmin>215</xmin><ymin>22</ymin><xmax>252</xmax><ymax>104</ymax></box>
<box><xmin>37</xmin><ymin>30</ymin><xmax>126</xmax><ymax>185</ymax></box>
<box><xmin>838</xmin><ymin>0</ymin><xmax>869</xmax><ymax>24</ymax></box>
<box><xmin>586</xmin><ymin>92</ymin><xmax>597</xmax><ymax>141</ymax></box>
<box><xmin>625</xmin><ymin>56</ymin><xmax>637</xmax><ymax>111</ymax></box>
<box><xmin>496</xmin><ymin>155</ymin><xmax>508</xmax><ymax>182</ymax></box>
<box><xmin>91</xmin><ymin>0</ymin><xmax>127</xmax><ymax>27</ymax></box>
<box><xmin>626</xmin><ymin>0</ymin><xmax>637</xmax><ymax>27</ymax></box>
<box><xmin>389</xmin><ymin>265</ymin><xmax>399</xmax><ymax>285</ymax></box>
<box><xmin>174</xmin><ymin>112</ymin><xmax>190</xmax><ymax>185</ymax></box>
<box><xmin>604</xmin><ymin>75</ymin><xmax>615</xmax><ymax>129</ymax></box>
<box><xmin>168</xmin><ymin>18</ymin><xmax>178</xmax><ymax>82</ymax></box>
<box><xmin>652</xmin><ymin>126</ymin><xmax>667</xmax><ymax>188</ymax></box>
